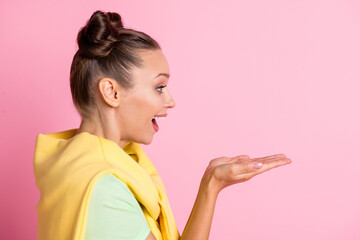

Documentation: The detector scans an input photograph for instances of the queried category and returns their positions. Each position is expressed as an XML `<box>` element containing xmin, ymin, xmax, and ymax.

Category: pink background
<box><xmin>1</xmin><ymin>0</ymin><xmax>360</xmax><ymax>239</ymax></box>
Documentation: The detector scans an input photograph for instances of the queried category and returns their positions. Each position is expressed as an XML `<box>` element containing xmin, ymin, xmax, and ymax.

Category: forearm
<box><xmin>180</xmin><ymin>174</ymin><xmax>219</xmax><ymax>240</ymax></box>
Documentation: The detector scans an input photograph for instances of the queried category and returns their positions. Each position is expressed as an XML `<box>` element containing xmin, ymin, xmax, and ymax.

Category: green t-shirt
<box><xmin>84</xmin><ymin>174</ymin><xmax>150</xmax><ymax>239</ymax></box>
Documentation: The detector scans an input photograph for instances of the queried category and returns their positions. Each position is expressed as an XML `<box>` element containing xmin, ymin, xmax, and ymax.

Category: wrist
<box><xmin>200</xmin><ymin>171</ymin><xmax>221</xmax><ymax>197</ymax></box>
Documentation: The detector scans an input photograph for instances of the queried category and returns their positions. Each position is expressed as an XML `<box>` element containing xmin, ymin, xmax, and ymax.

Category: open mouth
<box><xmin>152</xmin><ymin>117</ymin><xmax>159</xmax><ymax>132</ymax></box>
<box><xmin>151</xmin><ymin>115</ymin><xmax>166</xmax><ymax>132</ymax></box>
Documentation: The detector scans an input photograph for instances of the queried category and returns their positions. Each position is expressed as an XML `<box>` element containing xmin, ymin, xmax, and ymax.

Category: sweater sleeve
<box><xmin>84</xmin><ymin>174</ymin><xmax>151</xmax><ymax>240</ymax></box>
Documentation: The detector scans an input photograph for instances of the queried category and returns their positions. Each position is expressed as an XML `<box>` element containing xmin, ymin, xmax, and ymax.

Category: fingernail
<box><xmin>254</xmin><ymin>162</ymin><xmax>263</xmax><ymax>169</ymax></box>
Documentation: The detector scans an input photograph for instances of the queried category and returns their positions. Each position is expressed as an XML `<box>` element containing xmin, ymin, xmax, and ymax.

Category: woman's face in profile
<box><xmin>117</xmin><ymin>49</ymin><xmax>176</xmax><ymax>145</ymax></box>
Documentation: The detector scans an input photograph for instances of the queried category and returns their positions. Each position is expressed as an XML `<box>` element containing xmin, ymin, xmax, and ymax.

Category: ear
<box><xmin>98</xmin><ymin>78</ymin><xmax>121</xmax><ymax>107</ymax></box>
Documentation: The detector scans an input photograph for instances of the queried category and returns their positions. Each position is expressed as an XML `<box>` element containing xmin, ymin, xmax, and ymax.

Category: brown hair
<box><xmin>70</xmin><ymin>10</ymin><xmax>161</xmax><ymax>118</ymax></box>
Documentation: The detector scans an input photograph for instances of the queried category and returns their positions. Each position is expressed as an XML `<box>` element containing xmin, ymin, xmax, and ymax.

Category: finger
<box><xmin>230</xmin><ymin>160</ymin><xmax>264</xmax><ymax>175</ymax></box>
<box><xmin>233</xmin><ymin>158</ymin><xmax>291</xmax><ymax>181</ymax></box>
<box><xmin>258</xmin><ymin>157</ymin><xmax>288</xmax><ymax>165</ymax></box>
<box><xmin>254</xmin><ymin>157</ymin><xmax>292</xmax><ymax>175</ymax></box>
<box><xmin>251</xmin><ymin>154</ymin><xmax>287</xmax><ymax>162</ymax></box>
<box><xmin>233</xmin><ymin>155</ymin><xmax>289</xmax><ymax>171</ymax></box>
<box><xmin>251</xmin><ymin>154</ymin><xmax>287</xmax><ymax>161</ymax></box>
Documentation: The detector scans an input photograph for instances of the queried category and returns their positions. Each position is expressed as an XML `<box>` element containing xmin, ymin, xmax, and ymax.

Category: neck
<box><xmin>76</xmin><ymin>112</ymin><xmax>128</xmax><ymax>149</ymax></box>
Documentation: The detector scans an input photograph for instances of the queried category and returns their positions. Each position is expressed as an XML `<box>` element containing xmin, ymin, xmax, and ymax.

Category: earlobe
<box><xmin>98</xmin><ymin>78</ymin><xmax>120</xmax><ymax>107</ymax></box>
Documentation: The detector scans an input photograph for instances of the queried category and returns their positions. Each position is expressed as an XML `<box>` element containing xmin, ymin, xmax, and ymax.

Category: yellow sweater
<box><xmin>33</xmin><ymin>128</ymin><xmax>180</xmax><ymax>240</ymax></box>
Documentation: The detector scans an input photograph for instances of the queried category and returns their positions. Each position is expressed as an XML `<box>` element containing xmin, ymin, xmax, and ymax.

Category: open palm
<box><xmin>202</xmin><ymin>154</ymin><xmax>291</xmax><ymax>193</ymax></box>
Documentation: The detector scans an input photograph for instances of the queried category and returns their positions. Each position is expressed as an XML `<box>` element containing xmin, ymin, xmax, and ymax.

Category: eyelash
<box><xmin>156</xmin><ymin>85</ymin><xmax>167</xmax><ymax>93</ymax></box>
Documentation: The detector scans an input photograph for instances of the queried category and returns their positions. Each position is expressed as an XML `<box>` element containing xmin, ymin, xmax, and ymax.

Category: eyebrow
<box><xmin>153</xmin><ymin>73</ymin><xmax>170</xmax><ymax>79</ymax></box>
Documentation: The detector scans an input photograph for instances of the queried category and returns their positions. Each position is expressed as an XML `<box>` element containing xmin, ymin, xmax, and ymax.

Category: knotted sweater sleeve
<box><xmin>84</xmin><ymin>174</ymin><xmax>151</xmax><ymax>240</ymax></box>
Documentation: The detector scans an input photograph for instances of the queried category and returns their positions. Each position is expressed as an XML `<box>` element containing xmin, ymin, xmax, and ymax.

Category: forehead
<box><xmin>132</xmin><ymin>50</ymin><xmax>170</xmax><ymax>82</ymax></box>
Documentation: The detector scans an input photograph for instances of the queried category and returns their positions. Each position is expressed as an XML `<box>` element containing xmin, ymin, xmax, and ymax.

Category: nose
<box><xmin>165</xmin><ymin>89</ymin><xmax>176</xmax><ymax>109</ymax></box>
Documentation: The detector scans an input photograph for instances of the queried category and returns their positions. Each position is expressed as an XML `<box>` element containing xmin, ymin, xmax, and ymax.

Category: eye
<box><xmin>156</xmin><ymin>85</ymin><xmax>167</xmax><ymax>93</ymax></box>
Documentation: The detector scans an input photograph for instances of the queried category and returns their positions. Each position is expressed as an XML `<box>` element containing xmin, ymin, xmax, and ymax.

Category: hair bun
<box><xmin>77</xmin><ymin>10</ymin><xmax>124</xmax><ymax>58</ymax></box>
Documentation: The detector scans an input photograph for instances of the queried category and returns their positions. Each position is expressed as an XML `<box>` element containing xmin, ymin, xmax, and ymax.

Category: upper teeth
<box><xmin>153</xmin><ymin>116</ymin><xmax>165</xmax><ymax>119</ymax></box>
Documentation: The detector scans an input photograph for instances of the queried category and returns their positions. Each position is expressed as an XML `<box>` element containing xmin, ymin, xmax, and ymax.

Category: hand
<box><xmin>202</xmin><ymin>154</ymin><xmax>292</xmax><ymax>194</ymax></box>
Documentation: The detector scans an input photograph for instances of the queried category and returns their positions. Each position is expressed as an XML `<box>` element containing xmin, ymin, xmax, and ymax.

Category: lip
<box><xmin>154</xmin><ymin>114</ymin><xmax>167</xmax><ymax>117</ymax></box>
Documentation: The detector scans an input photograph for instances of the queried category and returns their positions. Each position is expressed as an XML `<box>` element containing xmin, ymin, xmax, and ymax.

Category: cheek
<box><xmin>134</xmin><ymin>92</ymin><xmax>162</xmax><ymax>117</ymax></box>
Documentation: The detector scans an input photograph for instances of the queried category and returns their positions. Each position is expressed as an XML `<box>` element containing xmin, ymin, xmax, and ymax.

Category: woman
<box><xmin>33</xmin><ymin>10</ymin><xmax>291</xmax><ymax>240</ymax></box>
